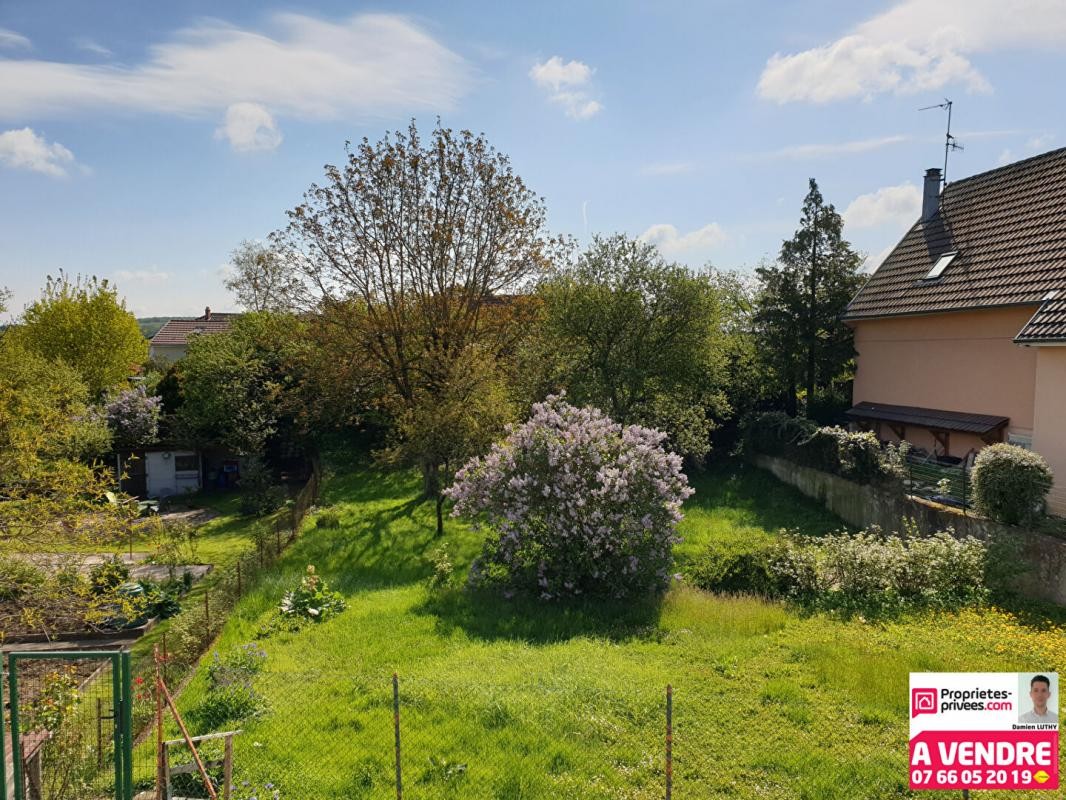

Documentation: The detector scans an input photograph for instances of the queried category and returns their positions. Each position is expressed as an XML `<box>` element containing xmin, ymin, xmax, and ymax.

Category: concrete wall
<box><xmin>1032</xmin><ymin>347</ymin><xmax>1066</xmax><ymax>517</ymax></box>
<box><xmin>753</xmin><ymin>454</ymin><xmax>1066</xmax><ymax>606</ymax></box>
<box><xmin>851</xmin><ymin>306</ymin><xmax>1040</xmax><ymax>455</ymax></box>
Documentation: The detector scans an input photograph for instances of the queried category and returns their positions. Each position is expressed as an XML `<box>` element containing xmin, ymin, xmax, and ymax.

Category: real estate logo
<box><xmin>912</xmin><ymin>688</ymin><xmax>938</xmax><ymax>718</ymax></box>
<box><xmin>909</xmin><ymin>673</ymin><xmax>1059</xmax><ymax>791</ymax></box>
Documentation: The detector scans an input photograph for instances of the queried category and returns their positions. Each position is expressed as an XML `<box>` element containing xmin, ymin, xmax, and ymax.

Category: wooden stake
<box><xmin>158</xmin><ymin>676</ymin><xmax>218</xmax><ymax>799</ymax></box>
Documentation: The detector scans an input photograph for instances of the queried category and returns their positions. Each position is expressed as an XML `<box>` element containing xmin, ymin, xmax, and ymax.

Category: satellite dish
<box><xmin>162</xmin><ymin>451</ymin><xmax>172</xmax><ymax>460</ymax></box>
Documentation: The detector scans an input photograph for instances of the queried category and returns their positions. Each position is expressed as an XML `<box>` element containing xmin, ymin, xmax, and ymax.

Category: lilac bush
<box><xmin>104</xmin><ymin>384</ymin><xmax>161</xmax><ymax>449</ymax></box>
<box><xmin>444</xmin><ymin>395</ymin><xmax>694</xmax><ymax>600</ymax></box>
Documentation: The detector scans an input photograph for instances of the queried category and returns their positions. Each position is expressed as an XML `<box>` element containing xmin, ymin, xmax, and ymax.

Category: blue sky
<box><xmin>0</xmin><ymin>0</ymin><xmax>1063</xmax><ymax>318</ymax></box>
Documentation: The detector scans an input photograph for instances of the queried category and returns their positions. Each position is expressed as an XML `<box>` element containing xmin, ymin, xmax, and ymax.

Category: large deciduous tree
<box><xmin>531</xmin><ymin>234</ymin><xmax>727</xmax><ymax>460</ymax></box>
<box><xmin>272</xmin><ymin>121</ymin><xmax>562</xmax><ymax>503</ymax></box>
<box><xmin>8</xmin><ymin>273</ymin><xmax>147</xmax><ymax>397</ymax></box>
<box><xmin>224</xmin><ymin>240</ymin><xmax>306</xmax><ymax>312</ymax></box>
<box><xmin>176</xmin><ymin>312</ymin><xmax>310</xmax><ymax>457</ymax></box>
<box><xmin>754</xmin><ymin>179</ymin><xmax>864</xmax><ymax>416</ymax></box>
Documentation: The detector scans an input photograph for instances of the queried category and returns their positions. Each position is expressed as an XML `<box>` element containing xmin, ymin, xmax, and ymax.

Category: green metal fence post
<box><xmin>120</xmin><ymin>652</ymin><xmax>133</xmax><ymax>800</ymax></box>
<box><xmin>8</xmin><ymin>656</ymin><xmax>21</xmax><ymax>800</ymax></box>
<box><xmin>111</xmin><ymin>652</ymin><xmax>123</xmax><ymax>800</ymax></box>
<box><xmin>0</xmin><ymin>654</ymin><xmax>7</xmax><ymax>800</ymax></box>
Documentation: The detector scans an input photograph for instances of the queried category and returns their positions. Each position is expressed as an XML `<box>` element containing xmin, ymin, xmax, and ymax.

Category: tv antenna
<box><xmin>919</xmin><ymin>98</ymin><xmax>963</xmax><ymax>186</ymax></box>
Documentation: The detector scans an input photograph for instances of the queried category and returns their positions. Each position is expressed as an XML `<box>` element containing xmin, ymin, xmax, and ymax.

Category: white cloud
<box><xmin>1026</xmin><ymin>133</ymin><xmax>1055</xmax><ymax>152</ymax></box>
<box><xmin>529</xmin><ymin>56</ymin><xmax>593</xmax><ymax>90</ymax></box>
<box><xmin>215</xmin><ymin>102</ymin><xmax>283</xmax><ymax>152</ymax></box>
<box><xmin>997</xmin><ymin>133</ymin><xmax>1056</xmax><ymax>166</ymax></box>
<box><xmin>0</xmin><ymin>13</ymin><xmax>471</xmax><ymax>123</ymax></box>
<box><xmin>760</xmin><ymin>135</ymin><xmax>911</xmax><ymax>160</ymax></box>
<box><xmin>639</xmin><ymin>222</ymin><xmax>727</xmax><ymax>254</ymax></box>
<box><xmin>115</xmin><ymin>268</ymin><xmax>170</xmax><ymax>285</ymax></box>
<box><xmin>757</xmin><ymin>0</ymin><xmax>1066</xmax><ymax>103</ymax></box>
<box><xmin>75</xmin><ymin>38</ymin><xmax>113</xmax><ymax>58</ymax></box>
<box><xmin>844</xmin><ymin>182</ymin><xmax>922</xmax><ymax>230</ymax></box>
<box><xmin>529</xmin><ymin>56</ymin><xmax>602</xmax><ymax>120</ymax></box>
<box><xmin>863</xmin><ymin>245</ymin><xmax>895</xmax><ymax>273</ymax></box>
<box><xmin>0</xmin><ymin>28</ymin><xmax>30</xmax><ymax>50</ymax></box>
<box><xmin>639</xmin><ymin>161</ymin><xmax>696</xmax><ymax>176</ymax></box>
<box><xmin>0</xmin><ymin>128</ymin><xmax>78</xmax><ymax>177</ymax></box>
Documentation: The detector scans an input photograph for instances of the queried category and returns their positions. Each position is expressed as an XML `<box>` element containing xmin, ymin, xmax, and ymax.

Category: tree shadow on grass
<box><xmin>413</xmin><ymin>586</ymin><xmax>664</xmax><ymax>645</ymax></box>
<box><xmin>686</xmin><ymin>462</ymin><xmax>846</xmax><ymax>537</ymax></box>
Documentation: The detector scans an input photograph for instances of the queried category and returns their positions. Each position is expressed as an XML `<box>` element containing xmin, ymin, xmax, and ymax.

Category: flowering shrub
<box><xmin>971</xmin><ymin>443</ymin><xmax>1053</xmax><ymax>525</ymax></box>
<box><xmin>279</xmin><ymin>565</ymin><xmax>346</xmax><ymax>621</ymax></box>
<box><xmin>104</xmin><ymin>385</ymin><xmax>161</xmax><ymax>449</ymax></box>
<box><xmin>769</xmin><ymin>525</ymin><xmax>989</xmax><ymax>614</ymax></box>
<box><xmin>744</xmin><ymin>412</ymin><xmax>906</xmax><ymax>486</ymax></box>
<box><xmin>445</xmin><ymin>395</ymin><xmax>694</xmax><ymax>600</ymax></box>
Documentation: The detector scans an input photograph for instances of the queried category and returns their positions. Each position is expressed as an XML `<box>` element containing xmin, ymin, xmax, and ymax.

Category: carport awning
<box><xmin>845</xmin><ymin>402</ymin><xmax>1009</xmax><ymax>435</ymax></box>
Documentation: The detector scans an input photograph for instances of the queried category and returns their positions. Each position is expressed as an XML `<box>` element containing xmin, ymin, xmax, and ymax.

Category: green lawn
<box><xmin>154</xmin><ymin>457</ymin><xmax>1066</xmax><ymax>800</ymax></box>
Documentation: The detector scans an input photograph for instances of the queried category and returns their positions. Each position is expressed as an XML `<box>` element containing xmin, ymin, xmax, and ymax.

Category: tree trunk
<box><xmin>806</xmin><ymin>212</ymin><xmax>818</xmax><ymax>413</ymax></box>
<box><xmin>421</xmin><ymin>460</ymin><xmax>445</xmax><ymax>537</ymax></box>
<box><xmin>785</xmin><ymin>372</ymin><xmax>798</xmax><ymax>417</ymax></box>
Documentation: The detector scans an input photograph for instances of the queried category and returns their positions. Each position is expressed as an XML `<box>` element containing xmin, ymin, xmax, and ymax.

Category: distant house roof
<box><xmin>843</xmin><ymin>147</ymin><xmax>1066</xmax><ymax>339</ymax></box>
<box><xmin>845</xmin><ymin>401</ymin><xmax>1009</xmax><ymax>436</ymax></box>
<box><xmin>149</xmin><ymin>308</ymin><xmax>238</xmax><ymax>347</ymax></box>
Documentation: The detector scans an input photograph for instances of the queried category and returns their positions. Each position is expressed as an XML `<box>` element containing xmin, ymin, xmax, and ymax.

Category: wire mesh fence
<box><xmin>120</xmin><ymin>671</ymin><xmax>1066</xmax><ymax>800</ymax></box>
<box><xmin>7</xmin><ymin>661</ymin><xmax>1064</xmax><ymax>799</ymax></box>
<box><xmin>4</xmin><ymin>652</ymin><xmax>130</xmax><ymax>800</ymax></box>
<box><xmin>905</xmin><ymin>454</ymin><xmax>970</xmax><ymax>508</ymax></box>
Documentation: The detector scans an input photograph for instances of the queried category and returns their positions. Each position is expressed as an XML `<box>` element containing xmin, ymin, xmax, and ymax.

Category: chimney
<box><xmin>922</xmin><ymin>168</ymin><xmax>942</xmax><ymax>222</ymax></box>
<box><xmin>204</xmin><ymin>306</ymin><xmax>212</xmax><ymax>320</ymax></box>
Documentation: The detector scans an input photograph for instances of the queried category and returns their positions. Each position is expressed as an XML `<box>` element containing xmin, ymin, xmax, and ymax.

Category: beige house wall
<box><xmin>1032</xmin><ymin>347</ymin><xmax>1066</xmax><ymax>517</ymax></box>
<box><xmin>851</xmin><ymin>306</ymin><xmax>1041</xmax><ymax>458</ymax></box>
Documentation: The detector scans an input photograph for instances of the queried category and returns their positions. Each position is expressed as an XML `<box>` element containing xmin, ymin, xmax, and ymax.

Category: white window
<box><xmin>925</xmin><ymin>251</ymin><xmax>958</xmax><ymax>280</ymax></box>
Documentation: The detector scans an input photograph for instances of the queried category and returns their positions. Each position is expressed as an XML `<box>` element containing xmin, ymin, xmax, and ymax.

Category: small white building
<box><xmin>145</xmin><ymin>450</ymin><xmax>202</xmax><ymax>498</ymax></box>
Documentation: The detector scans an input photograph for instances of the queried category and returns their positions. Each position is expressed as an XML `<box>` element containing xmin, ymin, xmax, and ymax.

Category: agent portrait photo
<box><xmin>1019</xmin><ymin>674</ymin><xmax>1059</xmax><ymax>724</ymax></box>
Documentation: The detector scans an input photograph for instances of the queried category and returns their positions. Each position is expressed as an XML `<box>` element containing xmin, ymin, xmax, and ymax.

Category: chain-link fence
<box><xmin>3</xmin><ymin>651</ymin><xmax>133</xmax><ymax>800</ymax></box>
<box><xmin>126</xmin><ymin>671</ymin><xmax>1066</xmax><ymax>800</ymax></box>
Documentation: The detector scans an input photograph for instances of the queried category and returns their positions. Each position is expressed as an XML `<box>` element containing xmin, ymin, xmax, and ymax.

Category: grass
<box><xmin>148</xmin><ymin>456</ymin><xmax>1066</xmax><ymax>799</ymax></box>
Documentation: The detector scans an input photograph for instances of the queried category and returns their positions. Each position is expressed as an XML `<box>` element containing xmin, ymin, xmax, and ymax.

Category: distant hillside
<box><xmin>138</xmin><ymin>317</ymin><xmax>173</xmax><ymax>338</ymax></box>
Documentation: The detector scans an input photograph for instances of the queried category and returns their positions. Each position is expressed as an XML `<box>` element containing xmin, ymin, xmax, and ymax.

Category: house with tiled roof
<box><xmin>843</xmin><ymin>147</ymin><xmax>1066</xmax><ymax>515</ymax></box>
<box><xmin>148</xmin><ymin>307</ymin><xmax>238</xmax><ymax>363</ymax></box>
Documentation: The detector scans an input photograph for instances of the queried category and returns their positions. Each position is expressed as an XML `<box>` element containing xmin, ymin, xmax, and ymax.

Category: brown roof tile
<box><xmin>150</xmin><ymin>313</ymin><xmax>238</xmax><ymax>346</ymax></box>
<box><xmin>1016</xmin><ymin>295</ymin><xmax>1066</xmax><ymax>343</ymax></box>
<box><xmin>843</xmin><ymin>147</ymin><xmax>1066</xmax><ymax>336</ymax></box>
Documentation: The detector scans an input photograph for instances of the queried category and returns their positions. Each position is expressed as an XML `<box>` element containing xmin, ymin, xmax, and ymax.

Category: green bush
<box><xmin>315</xmin><ymin>508</ymin><xmax>341</xmax><ymax>529</ymax></box>
<box><xmin>89</xmin><ymin>556</ymin><xmax>130</xmax><ymax>594</ymax></box>
<box><xmin>798</xmin><ymin>427</ymin><xmax>885</xmax><ymax>483</ymax></box>
<box><xmin>685</xmin><ymin>541</ymin><xmax>777</xmax><ymax>595</ymax></box>
<box><xmin>769</xmin><ymin>525</ymin><xmax>989</xmax><ymax>615</ymax></box>
<box><xmin>194</xmin><ymin>643</ymin><xmax>268</xmax><ymax>731</ymax></box>
<box><xmin>0</xmin><ymin>558</ymin><xmax>46</xmax><ymax>601</ymax></box>
<box><xmin>971</xmin><ymin>443</ymin><xmax>1053</xmax><ymax>525</ymax></box>
<box><xmin>745</xmin><ymin>412</ymin><xmax>902</xmax><ymax>486</ymax></box>
<box><xmin>239</xmin><ymin>457</ymin><xmax>285</xmax><ymax>517</ymax></box>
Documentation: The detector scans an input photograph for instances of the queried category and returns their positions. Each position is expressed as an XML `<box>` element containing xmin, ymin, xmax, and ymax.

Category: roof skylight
<box><xmin>925</xmin><ymin>250</ymin><xmax>958</xmax><ymax>280</ymax></box>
